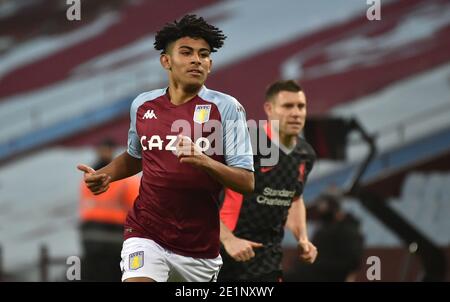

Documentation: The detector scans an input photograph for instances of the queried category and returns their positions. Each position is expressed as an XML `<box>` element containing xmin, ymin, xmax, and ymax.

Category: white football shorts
<box><xmin>120</xmin><ymin>237</ymin><xmax>222</xmax><ymax>282</ymax></box>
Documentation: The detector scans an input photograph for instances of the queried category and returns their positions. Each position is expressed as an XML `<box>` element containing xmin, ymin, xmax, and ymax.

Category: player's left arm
<box><xmin>203</xmin><ymin>158</ymin><xmax>254</xmax><ymax>194</ymax></box>
<box><xmin>176</xmin><ymin>136</ymin><xmax>254</xmax><ymax>193</ymax></box>
<box><xmin>286</xmin><ymin>195</ymin><xmax>318</xmax><ymax>264</ymax></box>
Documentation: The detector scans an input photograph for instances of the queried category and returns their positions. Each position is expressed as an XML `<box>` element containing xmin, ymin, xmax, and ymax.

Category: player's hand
<box><xmin>223</xmin><ymin>236</ymin><xmax>263</xmax><ymax>262</ymax></box>
<box><xmin>77</xmin><ymin>164</ymin><xmax>111</xmax><ymax>195</ymax></box>
<box><xmin>298</xmin><ymin>238</ymin><xmax>318</xmax><ymax>264</ymax></box>
<box><xmin>176</xmin><ymin>135</ymin><xmax>210</xmax><ymax>167</ymax></box>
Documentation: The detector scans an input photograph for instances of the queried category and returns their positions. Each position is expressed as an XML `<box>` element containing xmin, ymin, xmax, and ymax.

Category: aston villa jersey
<box><xmin>125</xmin><ymin>86</ymin><xmax>254</xmax><ymax>258</ymax></box>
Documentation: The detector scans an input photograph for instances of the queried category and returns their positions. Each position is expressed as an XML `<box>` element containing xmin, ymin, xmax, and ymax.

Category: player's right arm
<box><xmin>77</xmin><ymin>152</ymin><xmax>141</xmax><ymax>195</ymax></box>
<box><xmin>77</xmin><ymin>92</ymin><xmax>147</xmax><ymax>195</ymax></box>
<box><xmin>220</xmin><ymin>221</ymin><xmax>263</xmax><ymax>262</ymax></box>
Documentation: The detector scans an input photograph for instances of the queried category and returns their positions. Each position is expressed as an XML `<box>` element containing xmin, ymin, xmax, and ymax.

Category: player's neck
<box><xmin>167</xmin><ymin>82</ymin><xmax>202</xmax><ymax>106</ymax></box>
<box><xmin>279</xmin><ymin>133</ymin><xmax>297</xmax><ymax>149</ymax></box>
<box><xmin>267</xmin><ymin>123</ymin><xmax>296</xmax><ymax>149</ymax></box>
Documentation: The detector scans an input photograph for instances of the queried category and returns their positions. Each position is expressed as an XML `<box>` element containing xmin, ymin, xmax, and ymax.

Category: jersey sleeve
<box><xmin>294</xmin><ymin>140</ymin><xmax>316</xmax><ymax>197</ymax></box>
<box><xmin>222</xmin><ymin>100</ymin><xmax>254</xmax><ymax>171</ymax></box>
<box><xmin>127</xmin><ymin>95</ymin><xmax>143</xmax><ymax>159</ymax></box>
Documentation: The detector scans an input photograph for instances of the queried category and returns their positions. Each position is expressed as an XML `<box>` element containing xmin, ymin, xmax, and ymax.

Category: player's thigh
<box><xmin>168</xmin><ymin>253</ymin><xmax>222</xmax><ymax>282</ymax></box>
<box><xmin>120</xmin><ymin>237</ymin><xmax>170</xmax><ymax>282</ymax></box>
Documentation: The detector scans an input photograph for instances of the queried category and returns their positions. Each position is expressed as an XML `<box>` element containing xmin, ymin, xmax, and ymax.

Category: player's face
<box><xmin>265</xmin><ymin>90</ymin><xmax>307</xmax><ymax>137</ymax></box>
<box><xmin>161</xmin><ymin>37</ymin><xmax>212</xmax><ymax>89</ymax></box>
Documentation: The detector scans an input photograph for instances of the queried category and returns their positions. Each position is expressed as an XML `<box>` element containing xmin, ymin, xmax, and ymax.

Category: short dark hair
<box><xmin>154</xmin><ymin>14</ymin><xmax>226</xmax><ymax>54</ymax></box>
<box><xmin>265</xmin><ymin>80</ymin><xmax>302</xmax><ymax>102</ymax></box>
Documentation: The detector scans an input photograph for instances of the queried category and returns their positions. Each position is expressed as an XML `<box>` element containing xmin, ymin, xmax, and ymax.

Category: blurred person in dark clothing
<box><xmin>79</xmin><ymin>139</ymin><xmax>139</xmax><ymax>281</ymax></box>
<box><xmin>287</xmin><ymin>193</ymin><xmax>364</xmax><ymax>282</ymax></box>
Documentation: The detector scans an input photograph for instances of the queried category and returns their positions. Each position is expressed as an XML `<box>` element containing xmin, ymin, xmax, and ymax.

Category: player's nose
<box><xmin>291</xmin><ymin>106</ymin><xmax>302</xmax><ymax>117</ymax></box>
<box><xmin>190</xmin><ymin>53</ymin><xmax>201</xmax><ymax>64</ymax></box>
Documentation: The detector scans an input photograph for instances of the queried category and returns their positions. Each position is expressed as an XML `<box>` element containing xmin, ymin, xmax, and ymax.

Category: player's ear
<box><xmin>160</xmin><ymin>54</ymin><xmax>171</xmax><ymax>71</ymax></box>
<box><xmin>207</xmin><ymin>59</ymin><xmax>212</xmax><ymax>73</ymax></box>
<box><xmin>264</xmin><ymin>100</ymin><xmax>273</xmax><ymax>117</ymax></box>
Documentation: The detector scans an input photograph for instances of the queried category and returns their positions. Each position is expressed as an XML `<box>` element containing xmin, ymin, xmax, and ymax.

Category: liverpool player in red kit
<box><xmin>219</xmin><ymin>80</ymin><xmax>317</xmax><ymax>281</ymax></box>
<box><xmin>77</xmin><ymin>15</ymin><xmax>254</xmax><ymax>282</ymax></box>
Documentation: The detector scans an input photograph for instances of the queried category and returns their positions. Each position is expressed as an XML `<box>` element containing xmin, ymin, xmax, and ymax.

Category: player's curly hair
<box><xmin>154</xmin><ymin>14</ymin><xmax>226</xmax><ymax>54</ymax></box>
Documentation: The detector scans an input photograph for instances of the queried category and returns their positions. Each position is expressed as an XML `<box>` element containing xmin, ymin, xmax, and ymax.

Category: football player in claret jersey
<box><xmin>219</xmin><ymin>80</ymin><xmax>318</xmax><ymax>281</ymax></box>
<box><xmin>77</xmin><ymin>15</ymin><xmax>254</xmax><ymax>282</ymax></box>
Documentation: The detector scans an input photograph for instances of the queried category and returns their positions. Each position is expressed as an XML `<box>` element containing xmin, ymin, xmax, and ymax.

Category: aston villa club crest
<box><xmin>129</xmin><ymin>251</ymin><xmax>144</xmax><ymax>270</ymax></box>
<box><xmin>193</xmin><ymin>104</ymin><xmax>211</xmax><ymax>124</ymax></box>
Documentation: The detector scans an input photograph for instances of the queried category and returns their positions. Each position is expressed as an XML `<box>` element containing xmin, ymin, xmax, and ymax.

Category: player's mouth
<box><xmin>187</xmin><ymin>69</ymin><xmax>203</xmax><ymax>76</ymax></box>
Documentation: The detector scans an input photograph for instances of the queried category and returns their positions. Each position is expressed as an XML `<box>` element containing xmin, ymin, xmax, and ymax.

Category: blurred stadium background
<box><xmin>0</xmin><ymin>0</ymin><xmax>449</xmax><ymax>281</ymax></box>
